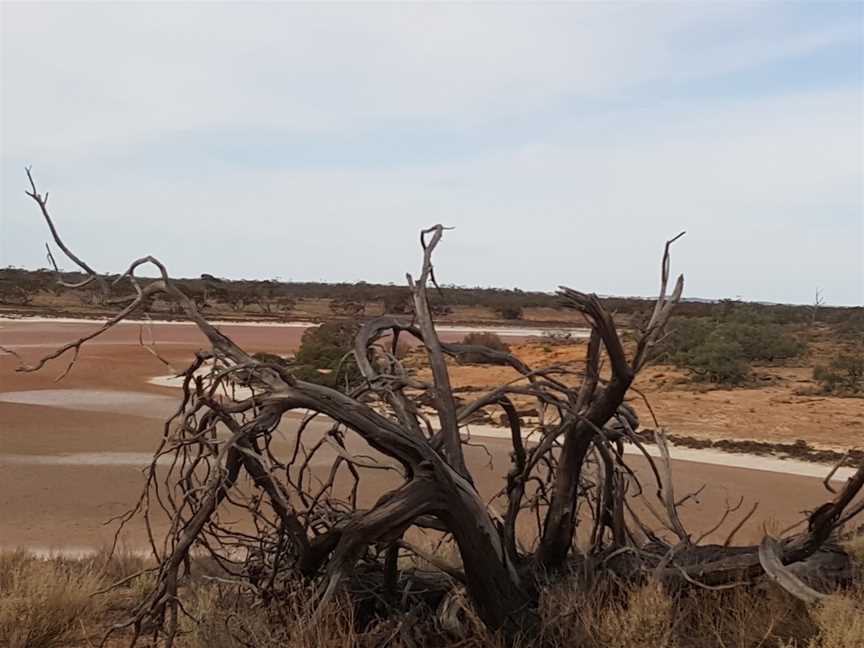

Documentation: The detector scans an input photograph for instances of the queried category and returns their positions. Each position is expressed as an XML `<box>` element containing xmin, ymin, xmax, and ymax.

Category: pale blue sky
<box><xmin>1</xmin><ymin>2</ymin><xmax>862</xmax><ymax>305</ymax></box>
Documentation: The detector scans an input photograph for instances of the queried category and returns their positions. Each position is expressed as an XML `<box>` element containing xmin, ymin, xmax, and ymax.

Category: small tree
<box><xmin>293</xmin><ymin>321</ymin><xmax>361</xmax><ymax>387</ymax></box>
<box><xmin>249</xmin><ymin>280</ymin><xmax>295</xmax><ymax>314</ymax></box>
<box><xmin>810</xmin><ymin>288</ymin><xmax>825</xmax><ymax>326</ymax></box>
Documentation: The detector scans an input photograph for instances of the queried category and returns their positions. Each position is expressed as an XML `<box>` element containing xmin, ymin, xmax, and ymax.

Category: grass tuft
<box><xmin>0</xmin><ymin>551</ymin><xmax>105</xmax><ymax>648</ymax></box>
<box><xmin>1</xmin><ymin>549</ymin><xmax>864</xmax><ymax>648</ymax></box>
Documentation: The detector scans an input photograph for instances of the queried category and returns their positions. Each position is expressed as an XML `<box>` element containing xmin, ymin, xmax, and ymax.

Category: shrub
<box><xmin>658</xmin><ymin>315</ymin><xmax>805</xmax><ymax>385</ymax></box>
<box><xmin>541</xmin><ymin>329</ymin><xmax>580</xmax><ymax>346</ymax></box>
<box><xmin>328</xmin><ymin>300</ymin><xmax>365</xmax><ymax>317</ymax></box>
<box><xmin>429</xmin><ymin>301</ymin><xmax>453</xmax><ymax>317</ymax></box>
<box><xmin>724</xmin><ymin>320</ymin><xmax>804</xmax><ymax>363</ymax></box>
<box><xmin>382</xmin><ymin>293</ymin><xmax>413</xmax><ymax>315</ymax></box>
<box><xmin>832</xmin><ymin>310</ymin><xmax>864</xmax><ymax>340</ymax></box>
<box><xmin>680</xmin><ymin>333</ymin><xmax>751</xmax><ymax>385</ymax></box>
<box><xmin>460</xmin><ymin>331</ymin><xmax>509</xmax><ymax>351</ymax></box>
<box><xmin>657</xmin><ymin>317</ymin><xmax>714</xmax><ymax>358</ymax></box>
<box><xmin>293</xmin><ymin>321</ymin><xmax>361</xmax><ymax>388</ymax></box>
<box><xmin>814</xmin><ymin>348</ymin><xmax>864</xmax><ymax>396</ymax></box>
<box><xmin>458</xmin><ymin>331</ymin><xmax>510</xmax><ymax>364</ymax></box>
<box><xmin>495</xmin><ymin>304</ymin><xmax>523</xmax><ymax>320</ymax></box>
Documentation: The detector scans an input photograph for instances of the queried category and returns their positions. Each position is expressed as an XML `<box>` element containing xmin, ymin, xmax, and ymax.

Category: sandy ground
<box><xmin>418</xmin><ymin>344</ymin><xmax>864</xmax><ymax>450</ymax></box>
<box><xmin>1</xmin><ymin>319</ymin><xmax>860</xmax><ymax>553</ymax></box>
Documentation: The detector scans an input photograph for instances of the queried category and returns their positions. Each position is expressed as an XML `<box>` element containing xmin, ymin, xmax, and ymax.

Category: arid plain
<box><xmin>2</xmin><ymin>317</ymin><xmax>859</xmax><ymax>553</ymax></box>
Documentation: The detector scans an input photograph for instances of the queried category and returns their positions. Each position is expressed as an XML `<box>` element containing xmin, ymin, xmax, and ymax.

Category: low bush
<box><xmin>659</xmin><ymin>315</ymin><xmax>805</xmax><ymax>385</ymax></box>
<box><xmin>458</xmin><ymin>332</ymin><xmax>510</xmax><ymax>364</ymax></box>
<box><xmin>541</xmin><ymin>329</ymin><xmax>581</xmax><ymax>346</ymax></box>
<box><xmin>828</xmin><ymin>309</ymin><xmax>864</xmax><ymax>340</ymax></box>
<box><xmin>293</xmin><ymin>321</ymin><xmax>361</xmax><ymax>388</ymax></box>
<box><xmin>679</xmin><ymin>333</ymin><xmax>751</xmax><ymax>385</ymax></box>
<box><xmin>381</xmin><ymin>292</ymin><xmax>413</xmax><ymax>315</ymax></box>
<box><xmin>495</xmin><ymin>304</ymin><xmax>523</xmax><ymax>320</ymax></box>
<box><xmin>460</xmin><ymin>331</ymin><xmax>509</xmax><ymax>350</ymax></box>
<box><xmin>814</xmin><ymin>347</ymin><xmax>864</xmax><ymax>396</ymax></box>
<box><xmin>429</xmin><ymin>301</ymin><xmax>453</xmax><ymax>317</ymax></box>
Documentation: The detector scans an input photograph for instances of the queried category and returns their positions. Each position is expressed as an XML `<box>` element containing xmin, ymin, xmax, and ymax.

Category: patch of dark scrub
<box><xmin>632</xmin><ymin>429</ymin><xmax>864</xmax><ymax>465</ymax></box>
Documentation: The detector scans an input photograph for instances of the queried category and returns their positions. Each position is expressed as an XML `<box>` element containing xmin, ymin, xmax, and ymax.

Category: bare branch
<box><xmin>12</xmin><ymin>174</ymin><xmax>863</xmax><ymax>647</ymax></box>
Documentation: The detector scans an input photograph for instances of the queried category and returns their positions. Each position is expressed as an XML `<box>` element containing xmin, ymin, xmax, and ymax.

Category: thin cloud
<box><xmin>1</xmin><ymin>3</ymin><xmax>861</xmax><ymax>305</ymax></box>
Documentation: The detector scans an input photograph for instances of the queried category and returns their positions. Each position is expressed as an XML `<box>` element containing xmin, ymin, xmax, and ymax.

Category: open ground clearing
<box><xmin>1</xmin><ymin>318</ymin><xmax>859</xmax><ymax>554</ymax></box>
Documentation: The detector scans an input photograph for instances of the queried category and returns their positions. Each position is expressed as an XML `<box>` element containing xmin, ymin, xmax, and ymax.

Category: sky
<box><xmin>1</xmin><ymin>2</ymin><xmax>862</xmax><ymax>306</ymax></box>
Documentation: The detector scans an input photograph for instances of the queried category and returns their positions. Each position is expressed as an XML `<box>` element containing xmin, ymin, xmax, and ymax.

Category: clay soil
<box><xmin>418</xmin><ymin>343</ymin><xmax>864</xmax><ymax>452</ymax></box>
<box><xmin>1</xmin><ymin>319</ymin><xmax>860</xmax><ymax>553</ymax></box>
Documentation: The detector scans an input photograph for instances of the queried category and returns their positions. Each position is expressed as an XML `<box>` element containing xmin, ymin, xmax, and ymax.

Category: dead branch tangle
<box><xmin>13</xmin><ymin>170</ymin><xmax>864</xmax><ymax>646</ymax></box>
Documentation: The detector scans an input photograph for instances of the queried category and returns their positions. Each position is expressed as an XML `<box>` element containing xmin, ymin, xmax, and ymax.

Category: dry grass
<box><xmin>0</xmin><ymin>550</ymin><xmax>106</xmax><ymax>648</ymax></box>
<box><xmin>538</xmin><ymin>579</ymin><xmax>675</xmax><ymax>648</ymax></box>
<box><xmin>1</xmin><ymin>549</ymin><xmax>862</xmax><ymax>648</ymax></box>
<box><xmin>791</xmin><ymin>535</ymin><xmax>864</xmax><ymax>648</ymax></box>
<box><xmin>845</xmin><ymin>532</ymin><xmax>864</xmax><ymax>566</ymax></box>
<box><xmin>176</xmin><ymin>586</ymin><xmax>359</xmax><ymax>648</ymax></box>
<box><xmin>805</xmin><ymin>587</ymin><xmax>864</xmax><ymax>648</ymax></box>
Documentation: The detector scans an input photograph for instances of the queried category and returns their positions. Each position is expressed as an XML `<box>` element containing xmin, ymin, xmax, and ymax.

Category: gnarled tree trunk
<box><xmin>10</xmin><ymin>170</ymin><xmax>864</xmax><ymax>647</ymax></box>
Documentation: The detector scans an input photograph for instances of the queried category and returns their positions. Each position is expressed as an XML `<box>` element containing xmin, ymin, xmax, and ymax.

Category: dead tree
<box><xmin>811</xmin><ymin>288</ymin><xmax>825</xmax><ymax>326</ymax></box>
<box><xmin>250</xmin><ymin>280</ymin><xmax>294</xmax><ymax>314</ymax></box>
<box><xmin>12</xmin><ymin>172</ymin><xmax>864</xmax><ymax>647</ymax></box>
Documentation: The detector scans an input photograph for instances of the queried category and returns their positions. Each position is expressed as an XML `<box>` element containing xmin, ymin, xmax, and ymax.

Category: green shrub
<box><xmin>658</xmin><ymin>317</ymin><xmax>714</xmax><ymax>358</ymax></box>
<box><xmin>293</xmin><ymin>321</ymin><xmax>361</xmax><ymax>389</ymax></box>
<box><xmin>678</xmin><ymin>333</ymin><xmax>750</xmax><ymax>385</ymax></box>
<box><xmin>658</xmin><ymin>314</ymin><xmax>804</xmax><ymax>385</ymax></box>
<box><xmin>724</xmin><ymin>320</ymin><xmax>804</xmax><ymax>363</ymax></box>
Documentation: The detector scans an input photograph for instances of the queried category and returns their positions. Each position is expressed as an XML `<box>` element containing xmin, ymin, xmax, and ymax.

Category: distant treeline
<box><xmin>1</xmin><ymin>266</ymin><xmax>861</xmax><ymax>325</ymax></box>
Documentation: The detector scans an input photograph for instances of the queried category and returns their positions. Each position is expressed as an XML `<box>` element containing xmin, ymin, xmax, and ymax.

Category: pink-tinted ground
<box><xmin>0</xmin><ymin>319</ymin><xmax>856</xmax><ymax>552</ymax></box>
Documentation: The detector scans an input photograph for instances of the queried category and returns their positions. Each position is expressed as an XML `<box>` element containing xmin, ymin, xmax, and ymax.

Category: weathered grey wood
<box><xmin>14</xmin><ymin>170</ymin><xmax>864</xmax><ymax>647</ymax></box>
<box><xmin>759</xmin><ymin>536</ymin><xmax>827</xmax><ymax>605</ymax></box>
